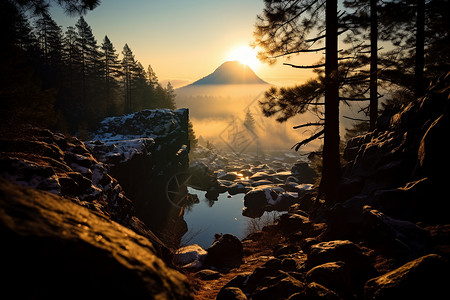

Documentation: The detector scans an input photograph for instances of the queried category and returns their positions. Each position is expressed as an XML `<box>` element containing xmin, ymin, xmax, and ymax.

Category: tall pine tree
<box><xmin>100</xmin><ymin>35</ymin><xmax>121</xmax><ymax>115</ymax></box>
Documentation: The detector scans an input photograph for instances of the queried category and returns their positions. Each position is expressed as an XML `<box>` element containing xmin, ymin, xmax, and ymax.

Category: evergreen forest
<box><xmin>1</xmin><ymin>1</ymin><xmax>176</xmax><ymax>135</ymax></box>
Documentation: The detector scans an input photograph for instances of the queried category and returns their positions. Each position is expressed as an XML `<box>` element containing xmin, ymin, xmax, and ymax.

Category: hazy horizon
<box><xmin>49</xmin><ymin>1</ymin><xmax>319</xmax><ymax>87</ymax></box>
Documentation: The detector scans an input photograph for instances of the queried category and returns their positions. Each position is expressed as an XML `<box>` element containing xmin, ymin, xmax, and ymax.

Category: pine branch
<box><xmin>339</xmin><ymin>97</ymin><xmax>371</xmax><ymax>101</ymax></box>
<box><xmin>271</xmin><ymin>47</ymin><xmax>327</xmax><ymax>58</ymax></box>
<box><xmin>293</xmin><ymin>122</ymin><xmax>324</xmax><ymax>129</ymax></box>
<box><xmin>343</xmin><ymin>116</ymin><xmax>369</xmax><ymax>122</ymax></box>
<box><xmin>284</xmin><ymin>62</ymin><xmax>326</xmax><ymax>69</ymax></box>
<box><xmin>292</xmin><ymin>129</ymin><xmax>324</xmax><ymax>151</ymax></box>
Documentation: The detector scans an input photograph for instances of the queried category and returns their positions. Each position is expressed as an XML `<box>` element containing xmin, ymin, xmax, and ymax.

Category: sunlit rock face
<box><xmin>0</xmin><ymin>126</ymin><xmax>169</xmax><ymax>257</ymax></box>
<box><xmin>86</xmin><ymin>108</ymin><xmax>190</xmax><ymax>247</ymax></box>
<box><xmin>0</xmin><ymin>179</ymin><xmax>193</xmax><ymax>299</ymax></box>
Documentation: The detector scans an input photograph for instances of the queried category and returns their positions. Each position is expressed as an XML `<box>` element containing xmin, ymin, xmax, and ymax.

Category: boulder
<box><xmin>188</xmin><ymin>162</ymin><xmax>219</xmax><ymax>192</ymax></box>
<box><xmin>204</xmin><ymin>234</ymin><xmax>243</xmax><ymax>269</ymax></box>
<box><xmin>307</xmin><ymin>240</ymin><xmax>367</xmax><ymax>269</ymax></box>
<box><xmin>0</xmin><ymin>179</ymin><xmax>192</xmax><ymax>299</ymax></box>
<box><xmin>244</xmin><ymin>188</ymin><xmax>276</xmax><ymax>209</ymax></box>
<box><xmin>364</xmin><ymin>254</ymin><xmax>449</xmax><ymax>299</ymax></box>
<box><xmin>249</xmin><ymin>171</ymin><xmax>271</xmax><ymax>181</ymax></box>
<box><xmin>277</xmin><ymin>213</ymin><xmax>313</xmax><ymax>235</ymax></box>
<box><xmin>289</xmin><ymin>282</ymin><xmax>343</xmax><ymax>300</ymax></box>
<box><xmin>305</xmin><ymin>261</ymin><xmax>355</xmax><ymax>299</ymax></box>
<box><xmin>307</xmin><ymin>240</ymin><xmax>373</xmax><ymax>296</ymax></box>
<box><xmin>291</xmin><ymin>162</ymin><xmax>317</xmax><ymax>184</ymax></box>
<box><xmin>195</xmin><ymin>269</ymin><xmax>221</xmax><ymax>280</ymax></box>
<box><xmin>216</xmin><ymin>287</ymin><xmax>248</xmax><ymax>300</ymax></box>
<box><xmin>251</xmin><ymin>271</ymin><xmax>305</xmax><ymax>300</ymax></box>
<box><xmin>173</xmin><ymin>244</ymin><xmax>207</xmax><ymax>270</ymax></box>
<box><xmin>228</xmin><ymin>182</ymin><xmax>251</xmax><ymax>195</ymax></box>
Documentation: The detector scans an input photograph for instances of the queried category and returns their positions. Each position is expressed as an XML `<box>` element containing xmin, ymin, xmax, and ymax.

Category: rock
<box><xmin>278</xmin><ymin>213</ymin><xmax>313</xmax><ymax>235</ymax></box>
<box><xmin>204</xmin><ymin>234</ymin><xmax>243</xmax><ymax>269</ymax></box>
<box><xmin>251</xmin><ymin>271</ymin><xmax>305</xmax><ymax>300</ymax></box>
<box><xmin>0</xmin><ymin>126</ymin><xmax>171</xmax><ymax>258</ymax></box>
<box><xmin>0</xmin><ymin>179</ymin><xmax>192</xmax><ymax>299</ymax></box>
<box><xmin>251</xmin><ymin>179</ymin><xmax>274</xmax><ymax>187</ymax></box>
<box><xmin>218</xmin><ymin>171</ymin><xmax>240</xmax><ymax>181</ymax></box>
<box><xmin>223</xmin><ymin>273</ymin><xmax>252</xmax><ymax>290</ymax></box>
<box><xmin>244</xmin><ymin>188</ymin><xmax>276</xmax><ymax>209</ymax></box>
<box><xmin>289</xmin><ymin>282</ymin><xmax>343</xmax><ymax>300</ymax></box>
<box><xmin>305</xmin><ymin>261</ymin><xmax>355</xmax><ymax>299</ymax></box>
<box><xmin>360</xmin><ymin>206</ymin><xmax>430</xmax><ymax>258</ymax></box>
<box><xmin>228</xmin><ymin>182</ymin><xmax>251</xmax><ymax>195</ymax></box>
<box><xmin>307</xmin><ymin>240</ymin><xmax>374</xmax><ymax>297</ymax></box>
<box><xmin>307</xmin><ymin>240</ymin><xmax>367</xmax><ymax>267</ymax></box>
<box><xmin>188</xmin><ymin>162</ymin><xmax>219</xmax><ymax>191</ymax></box>
<box><xmin>242</xmin><ymin>206</ymin><xmax>265</xmax><ymax>218</ymax></box>
<box><xmin>301</xmin><ymin>238</ymin><xmax>321</xmax><ymax>253</ymax></box>
<box><xmin>338</xmin><ymin>73</ymin><xmax>449</xmax><ymax>224</ymax></box>
<box><xmin>244</xmin><ymin>186</ymin><xmax>285</xmax><ymax>211</ymax></box>
<box><xmin>291</xmin><ymin>162</ymin><xmax>317</xmax><ymax>184</ymax></box>
<box><xmin>195</xmin><ymin>269</ymin><xmax>221</xmax><ymax>280</ymax></box>
<box><xmin>174</xmin><ymin>244</ymin><xmax>207</xmax><ymax>270</ymax></box>
<box><xmin>364</xmin><ymin>254</ymin><xmax>449</xmax><ymax>299</ymax></box>
<box><xmin>87</xmin><ymin>109</ymin><xmax>190</xmax><ymax>246</ymax></box>
<box><xmin>249</xmin><ymin>171</ymin><xmax>271</xmax><ymax>181</ymax></box>
<box><xmin>273</xmin><ymin>244</ymin><xmax>300</xmax><ymax>257</ymax></box>
<box><xmin>216</xmin><ymin>287</ymin><xmax>248</xmax><ymax>300</ymax></box>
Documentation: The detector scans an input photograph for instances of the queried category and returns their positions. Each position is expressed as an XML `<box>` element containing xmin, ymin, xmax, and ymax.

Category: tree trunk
<box><xmin>414</xmin><ymin>0</ymin><xmax>425</xmax><ymax>98</ymax></box>
<box><xmin>370</xmin><ymin>0</ymin><xmax>378</xmax><ymax>130</ymax></box>
<box><xmin>320</xmin><ymin>0</ymin><xmax>341</xmax><ymax>202</ymax></box>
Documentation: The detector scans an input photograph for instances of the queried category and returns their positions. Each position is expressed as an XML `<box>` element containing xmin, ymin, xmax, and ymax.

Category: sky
<box><xmin>50</xmin><ymin>0</ymin><xmax>321</xmax><ymax>88</ymax></box>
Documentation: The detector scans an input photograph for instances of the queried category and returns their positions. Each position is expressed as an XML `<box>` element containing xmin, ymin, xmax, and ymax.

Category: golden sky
<box><xmin>51</xmin><ymin>0</ymin><xmax>322</xmax><ymax>88</ymax></box>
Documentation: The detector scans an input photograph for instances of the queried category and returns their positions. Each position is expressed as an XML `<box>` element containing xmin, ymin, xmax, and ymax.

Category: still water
<box><xmin>182</xmin><ymin>187</ymin><xmax>282</xmax><ymax>249</ymax></box>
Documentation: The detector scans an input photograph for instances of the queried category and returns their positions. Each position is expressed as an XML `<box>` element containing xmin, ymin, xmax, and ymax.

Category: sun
<box><xmin>227</xmin><ymin>46</ymin><xmax>261</xmax><ymax>70</ymax></box>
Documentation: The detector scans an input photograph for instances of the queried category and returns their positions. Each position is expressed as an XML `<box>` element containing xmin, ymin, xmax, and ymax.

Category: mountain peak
<box><xmin>185</xmin><ymin>60</ymin><xmax>268</xmax><ymax>86</ymax></box>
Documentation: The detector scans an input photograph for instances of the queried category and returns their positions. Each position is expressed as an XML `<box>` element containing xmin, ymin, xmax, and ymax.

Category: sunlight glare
<box><xmin>227</xmin><ymin>46</ymin><xmax>261</xmax><ymax>70</ymax></box>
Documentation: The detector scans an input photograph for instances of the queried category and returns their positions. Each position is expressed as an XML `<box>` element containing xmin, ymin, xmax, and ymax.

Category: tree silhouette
<box><xmin>100</xmin><ymin>35</ymin><xmax>121</xmax><ymax>115</ymax></box>
<box><xmin>254</xmin><ymin>0</ymin><xmax>341</xmax><ymax>200</ymax></box>
<box><xmin>121</xmin><ymin>43</ymin><xmax>135</xmax><ymax>113</ymax></box>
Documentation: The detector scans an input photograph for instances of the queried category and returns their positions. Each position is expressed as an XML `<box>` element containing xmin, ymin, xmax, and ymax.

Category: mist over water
<box><xmin>176</xmin><ymin>84</ymin><xmax>322</xmax><ymax>152</ymax></box>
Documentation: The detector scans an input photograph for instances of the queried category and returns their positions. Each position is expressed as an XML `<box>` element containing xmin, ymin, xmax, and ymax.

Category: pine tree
<box><xmin>100</xmin><ymin>35</ymin><xmax>121</xmax><ymax>115</ymax></box>
<box><xmin>75</xmin><ymin>16</ymin><xmax>101</xmax><ymax>127</ymax></box>
<box><xmin>243</xmin><ymin>108</ymin><xmax>256</xmax><ymax>134</ymax></box>
<box><xmin>34</xmin><ymin>14</ymin><xmax>63</xmax><ymax>67</ymax></box>
<box><xmin>164</xmin><ymin>82</ymin><xmax>177</xmax><ymax>110</ymax></box>
<box><xmin>121</xmin><ymin>43</ymin><xmax>135</xmax><ymax>113</ymax></box>
<box><xmin>254</xmin><ymin>0</ymin><xmax>341</xmax><ymax>201</ymax></box>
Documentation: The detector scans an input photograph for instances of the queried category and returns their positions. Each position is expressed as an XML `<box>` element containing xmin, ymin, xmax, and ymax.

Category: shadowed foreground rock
<box><xmin>0</xmin><ymin>179</ymin><xmax>193</xmax><ymax>299</ymax></box>
<box><xmin>364</xmin><ymin>254</ymin><xmax>449</xmax><ymax>299</ymax></box>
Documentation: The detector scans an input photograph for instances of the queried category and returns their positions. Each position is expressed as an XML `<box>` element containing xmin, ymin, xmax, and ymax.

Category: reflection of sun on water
<box><xmin>227</xmin><ymin>46</ymin><xmax>261</xmax><ymax>70</ymax></box>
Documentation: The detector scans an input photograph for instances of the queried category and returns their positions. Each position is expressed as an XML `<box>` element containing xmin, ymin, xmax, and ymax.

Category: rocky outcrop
<box><xmin>0</xmin><ymin>126</ymin><xmax>171</xmax><ymax>258</ymax></box>
<box><xmin>0</xmin><ymin>178</ymin><xmax>193</xmax><ymax>299</ymax></box>
<box><xmin>336</xmin><ymin>72</ymin><xmax>449</xmax><ymax>225</ymax></box>
<box><xmin>86</xmin><ymin>109</ymin><xmax>190</xmax><ymax>247</ymax></box>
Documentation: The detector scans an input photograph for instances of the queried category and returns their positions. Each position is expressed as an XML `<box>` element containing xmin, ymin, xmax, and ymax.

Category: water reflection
<box><xmin>181</xmin><ymin>187</ymin><xmax>282</xmax><ymax>249</ymax></box>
